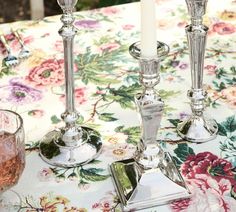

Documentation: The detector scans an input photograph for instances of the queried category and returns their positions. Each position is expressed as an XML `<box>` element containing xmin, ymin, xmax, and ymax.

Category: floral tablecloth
<box><xmin>0</xmin><ymin>0</ymin><xmax>235</xmax><ymax>211</ymax></box>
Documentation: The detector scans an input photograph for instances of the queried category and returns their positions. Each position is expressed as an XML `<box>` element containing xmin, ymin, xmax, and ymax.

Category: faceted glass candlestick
<box><xmin>177</xmin><ymin>0</ymin><xmax>218</xmax><ymax>143</ymax></box>
<box><xmin>39</xmin><ymin>0</ymin><xmax>102</xmax><ymax>167</ymax></box>
<box><xmin>110</xmin><ymin>42</ymin><xmax>191</xmax><ymax>211</ymax></box>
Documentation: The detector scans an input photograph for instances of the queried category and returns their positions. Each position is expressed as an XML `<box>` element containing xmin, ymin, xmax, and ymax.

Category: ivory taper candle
<box><xmin>140</xmin><ymin>0</ymin><xmax>157</xmax><ymax>58</ymax></box>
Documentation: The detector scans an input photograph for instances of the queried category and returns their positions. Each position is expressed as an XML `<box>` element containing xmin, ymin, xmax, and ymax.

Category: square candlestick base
<box><xmin>110</xmin><ymin>151</ymin><xmax>191</xmax><ymax>211</ymax></box>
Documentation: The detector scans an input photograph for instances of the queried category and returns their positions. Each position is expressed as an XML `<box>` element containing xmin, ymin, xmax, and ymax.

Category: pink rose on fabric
<box><xmin>122</xmin><ymin>24</ymin><xmax>134</xmax><ymax>30</ymax></box>
<box><xmin>173</xmin><ymin>150</ymin><xmax>236</xmax><ymax>211</ymax></box>
<box><xmin>0</xmin><ymin>33</ymin><xmax>33</xmax><ymax>53</ymax></box>
<box><xmin>221</xmin><ymin>86</ymin><xmax>236</xmax><ymax>109</ymax></box>
<box><xmin>37</xmin><ymin>168</ymin><xmax>55</xmax><ymax>181</ymax></box>
<box><xmin>181</xmin><ymin>152</ymin><xmax>236</xmax><ymax>196</ymax></box>
<box><xmin>212</xmin><ymin>22</ymin><xmax>235</xmax><ymax>35</ymax></box>
<box><xmin>5</xmin><ymin>33</ymin><xmax>14</xmax><ymax>40</ymax></box>
<box><xmin>99</xmin><ymin>43</ymin><xmax>120</xmax><ymax>52</ymax></box>
<box><xmin>101</xmin><ymin>7</ymin><xmax>120</xmax><ymax>15</ymax></box>
<box><xmin>95</xmin><ymin>90</ymin><xmax>106</xmax><ymax>95</ymax></box>
<box><xmin>60</xmin><ymin>87</ymin><xmax>87</xmax><ymax>106</ymax></box>
<box><xmin>181</xmin><ymin>152</ymin><xmax>234</xmax><ymax>184</ymax></box>
<box><xmin>171</xmin><ymin>176</ymin><xmax>236</xmax><ymax>212</ymax></box>
<box><xmin>26</xmin><ymin>59</ymin><xmax>65</xmax><ymax>87</ymax></box>
<box><xmin>92</xmin><ymin>191</ymin><xmax>118</xmax><ymax>212</ymax></box>
<box><xmin>74</xmin><ymin>88</ymin><xmax>87</xmax><ymax>105</ymax></box>
<box><xmin>11</xmin><ymin>35</ymin><xmax>34</xmax><ymax>51</ymax></box>
<box><xmin>171</xmin><ymin>198</ymin><xmax>191</xmax><ymax>211</ymax></box>
<box><xmin>205</xmin><ymin>65</ymin><xmax>217</xmax><ymax>75</ymax></box>
<box><xmin>206</xmin><ymin>85</ymin><xmax>221</xmax><ymax>101</ymax></box>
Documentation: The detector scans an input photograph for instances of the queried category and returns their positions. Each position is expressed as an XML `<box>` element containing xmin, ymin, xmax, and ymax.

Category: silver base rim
<box><xmin>110</xmin><ymin>152</ymin><xmax>191</xmax><ymax>211</ymax></box>
<box><xmin>39</xmin><ymin>126</ymin><xmax>102</xmax><ymax>167</ymax></box>
<box><xmin>177</xmin><ymin>115</ymin><xmax>218</xmax><ymax>143</ymax></box>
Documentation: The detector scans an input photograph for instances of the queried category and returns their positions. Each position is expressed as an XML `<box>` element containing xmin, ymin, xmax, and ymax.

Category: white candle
<box><xmin>30</xmin><ymin>0</ymin><xmax>44</xmax><ymax>20</ymax></box>
<box><xmin>140</xmin><ymin>0</ymin><xmax>157</xmax><ymax>58</ymax></box>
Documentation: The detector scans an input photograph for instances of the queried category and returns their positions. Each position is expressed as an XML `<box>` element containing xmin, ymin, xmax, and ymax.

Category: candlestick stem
<box><xmin>177</xmin><ymin>0</ymin><xmax>218</xmax><ymax>142</ymax></box>
<box><xmin>59</xmin><ymin>1</ymin><xmax>81</xmax><ymax>147</ymax></box>
<box><xmin>39</xmin><ymin>0</ymin><xmax>102</xmax><ymax>167</ymax></box>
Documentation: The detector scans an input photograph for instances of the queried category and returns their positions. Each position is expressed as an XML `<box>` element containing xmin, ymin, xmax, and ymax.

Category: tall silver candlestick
<box><xmin>177</xmin><ymin>0</ymin><xmax>218</xmax><ymax>143</ymax></box>
<box><xmin>110</xmin><ymin>42</ymin><xmax>191</xmax><ymax>211</ymax></box>
<box><xmin>39</xmin><ymin>0</ymin><xmax>102</xmax><ymax>167</ymax></box>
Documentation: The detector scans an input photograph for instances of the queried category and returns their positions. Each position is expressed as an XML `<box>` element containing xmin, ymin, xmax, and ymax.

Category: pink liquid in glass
<box><xmin>0</xmin><ymin>132</ymin><xmax>25</xmax><ymax>193</ymax></box>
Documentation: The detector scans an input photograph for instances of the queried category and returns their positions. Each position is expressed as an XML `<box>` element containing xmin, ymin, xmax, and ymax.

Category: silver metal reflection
<box><xmin>177</xmin><ymin>0</ymin><xmax>218</xmax><ymax>143</ymax></box>
<box><xmin>110</xmin><ymin>42</ymin><xmax>191</xmax><ymax>211</ymax></box>
<box><xmin>39</xmin><ymin>0</ymin><xmax>102</xmax><ymax>167</ymax></box>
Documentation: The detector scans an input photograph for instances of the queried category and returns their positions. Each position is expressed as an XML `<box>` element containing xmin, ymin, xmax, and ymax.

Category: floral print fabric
<box><xmin>0</xmin><ymin>0</ymin><xmax>235</xmax><ymax>211</ymax></box>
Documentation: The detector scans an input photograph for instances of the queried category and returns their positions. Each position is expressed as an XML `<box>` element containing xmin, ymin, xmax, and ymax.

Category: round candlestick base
<box><xmin>177</xmin><ymin>115</ymin><xmax>218</xmax><ymax>143</ymax></box>
<box><xmin>39</xmin><ymin>126</ymin><xmax>102</xmax><ymax>167</ymax></box>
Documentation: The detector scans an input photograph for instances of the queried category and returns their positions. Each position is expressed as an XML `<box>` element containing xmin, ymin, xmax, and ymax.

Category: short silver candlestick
<box><xmin>39</xmin><ymin>0</ymin><xmax>102</xmax><ymax>167</ymax></box>
<box><xmin>110</xmin><ymin>42</ymin><xmax>191</xmax><ymax>211</ymax></box>
<box><xmin>177</xmin><ymin>0</ymin><xmax>218</xmax><ymax>143</ymax></box>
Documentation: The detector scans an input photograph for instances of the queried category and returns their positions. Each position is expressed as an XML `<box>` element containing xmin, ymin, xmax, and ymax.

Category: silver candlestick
<box><xmin>110</xmin><ymin>42</ymin><xmax>191</xmax><ymax>211</ymax></box>
<box><xmin>39</xmin><ymin>0</ymin><xmax>102</xmax><ymax>167</ymax></box>
<box><xmin>177</xmin><ymin>0</ymin><xmax>218</xmax><ymax>143</ymax></box>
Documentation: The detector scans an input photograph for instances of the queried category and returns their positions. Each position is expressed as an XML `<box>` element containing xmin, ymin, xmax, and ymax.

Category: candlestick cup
<box><xmin>177</xmin><ymin>0</ymin><xmax>218</xmax><ymax>143</ymax></box>
<box><xmin>110</xmin><ymin>42</ymin><xmax>191</xmax><ymax>211</ymax></box>
<box><xmin>39</xmin><ymin>0</ymin><xmax>102</xmax><ymax>167</ymax></box>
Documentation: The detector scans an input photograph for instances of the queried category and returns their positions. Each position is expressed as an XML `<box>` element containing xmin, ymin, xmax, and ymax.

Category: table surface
<box><xmin>0</xmin><ymin>0</ymin><xmax>235</xmax><ymax>211</ymax></box>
